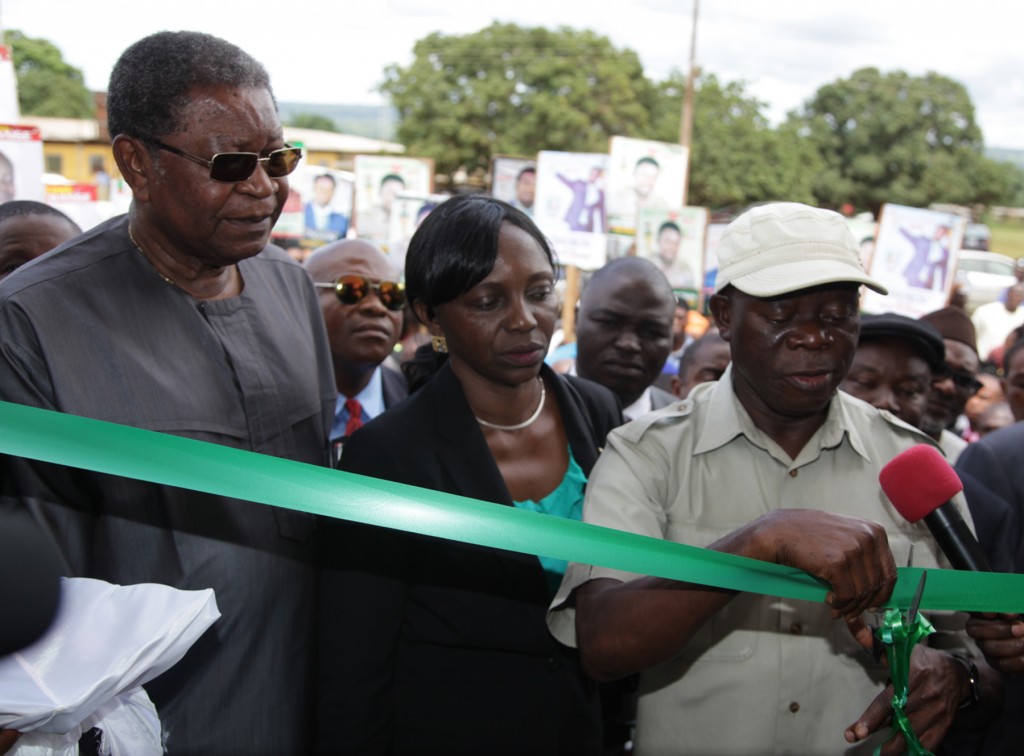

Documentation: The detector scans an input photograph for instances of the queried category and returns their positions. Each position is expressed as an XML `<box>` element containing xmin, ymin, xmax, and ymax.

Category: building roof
<box><xmin>283</xmin><ymin>126</ymin><xmax>404</xmax><ymax>155</ymax></box>
<box><xmin>19</xmin><ymin>116</ymin><xmax>405</xmax><ymax>156</ymax></box>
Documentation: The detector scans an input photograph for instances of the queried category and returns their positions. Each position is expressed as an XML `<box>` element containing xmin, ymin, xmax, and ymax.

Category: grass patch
<box><xmin>986</xmin><ymin>219</ymin><xmax>1024</xmax><ymax>259</ymax></box>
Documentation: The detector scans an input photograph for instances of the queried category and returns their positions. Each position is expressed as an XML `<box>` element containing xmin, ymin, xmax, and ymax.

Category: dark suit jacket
<box><xmin>381</xmin><ymin>365</ymin><xmax>409</xmax><ymax>409</ymax></box>
<box><xmin>317</xmin><ymin>363</ymin><xmax>621</xmax><ymax>756</ymax></box>
<box><xmin>949</xmin><ymin>426</ymin><xmax>1024</xmax><ymax>756</ymax></box>
<box><xmin>956</xmin><ymin>425</ymin><xmax>1024</xmax><ymax>571</ymax></box>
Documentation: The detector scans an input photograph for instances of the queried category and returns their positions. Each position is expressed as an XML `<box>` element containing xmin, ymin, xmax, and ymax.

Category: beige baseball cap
<box><xmin>713</xmin><ymin>202</ymin><xmax>887</xmax><ymax>297</ymax></box>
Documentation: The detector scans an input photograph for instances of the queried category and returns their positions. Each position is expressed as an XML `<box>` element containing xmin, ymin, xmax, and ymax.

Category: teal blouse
<box><xmin>513</xmin><ymin>449</ymin><xmax>587</xmax><ymax>597</ymax></box>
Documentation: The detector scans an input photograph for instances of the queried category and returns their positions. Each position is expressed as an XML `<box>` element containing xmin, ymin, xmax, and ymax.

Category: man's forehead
<box><xmin>587</xmin><ymin>303</ymin><xmax>670</xmax><ymax>327</ymax></box>
<box><xmin>307</xmin><ymin>243</ymin><xmax>393</xmax><ymax>277</ymax></box>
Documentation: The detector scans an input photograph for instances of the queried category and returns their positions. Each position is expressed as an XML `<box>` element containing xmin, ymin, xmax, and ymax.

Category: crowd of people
<box><xmin>2</xmin><ymin>30</ymin><xmax>1024</xmax><ymax>756</ymax></box>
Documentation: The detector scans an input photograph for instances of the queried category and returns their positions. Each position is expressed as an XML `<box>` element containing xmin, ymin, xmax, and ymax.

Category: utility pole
<box><xmin>679</xmin><ymin>0</ymin><xmax>699</xmax><ymax>206</ymax></box>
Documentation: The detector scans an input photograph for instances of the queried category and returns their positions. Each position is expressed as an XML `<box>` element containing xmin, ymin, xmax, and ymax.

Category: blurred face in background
<box><xmin>964</xmin><ymin>373</ymin><xmax>1004</xmax><ymax>431</ymax></box>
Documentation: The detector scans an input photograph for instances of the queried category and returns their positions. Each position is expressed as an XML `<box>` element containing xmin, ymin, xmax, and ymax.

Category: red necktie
<box><xmin>344</xmin><ymin>398</ymin><xmax>364</xmax><ymax>437</ymax></box>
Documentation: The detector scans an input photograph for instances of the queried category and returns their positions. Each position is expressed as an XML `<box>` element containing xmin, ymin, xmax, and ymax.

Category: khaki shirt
<box><xmin>548</xmin><ymin>365</ymin><xmax>972</xmax><ymax>756</ymax></box>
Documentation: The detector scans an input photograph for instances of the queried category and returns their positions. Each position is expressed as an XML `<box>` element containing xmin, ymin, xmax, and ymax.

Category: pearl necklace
<box><xmin>128</xmin><ymin>225</ymin><xmax>175</xmax><ymax>286</ymax></box>
<box><xmin>475</xmin><ymin>380</ymin><xmax>546</xmax><ymax>432</ymax></box>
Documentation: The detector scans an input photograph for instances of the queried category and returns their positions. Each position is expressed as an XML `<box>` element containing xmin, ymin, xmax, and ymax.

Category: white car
<box><xmin>954</xmin><ymin>250</ymin><xmax>1018</xmax><ymax>312</ymax></box>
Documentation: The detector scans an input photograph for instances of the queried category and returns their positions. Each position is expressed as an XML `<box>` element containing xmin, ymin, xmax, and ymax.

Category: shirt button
<box><xmin>789</xmin><ymin>469</ymin><xmax>798</xmax><ymax>478</ymax></box>
<box><xmin>790</xmin><ymin>622</ymin><xmax>803</xmax><ymax>635</ymax></box>
<box><xmin>546</xmin><ymin>657</ymin><xmax>560</xmax><ymax>672</ymax></box>
<box><xmin>789</xmin><ymin>702</ymin><xmax>800</xmax><ymax>713</ymax></box>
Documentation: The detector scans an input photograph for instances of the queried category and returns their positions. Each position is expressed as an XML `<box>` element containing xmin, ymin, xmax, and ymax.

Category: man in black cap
<box><xmin>841</xmin><ymin>312</ymin><xmax>945</xmax><ymax>430</ymax></box>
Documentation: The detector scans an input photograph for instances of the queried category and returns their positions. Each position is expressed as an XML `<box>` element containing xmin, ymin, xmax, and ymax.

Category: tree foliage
<box><xmin>288</xmin><ymin>113</ymin><xmax>340</xmax><ymax>132</ymax></box>
<box><xmin>380</xmin><ymin>23</ymin><xmax>658</xmax><ymax>178</ymax></box>
<box><xmin>787</xmin><ymin>67</ymin><xmax>1013</xmax><ymax>213</ymax></box>
<box><xmin>4</xmin><ymin>30</ymin><xmax>94</xmax><ymax>118</ymax></box>
<box><xmin>651</xmin><ymin>71</ymin><xmax>821</xmax><ymax>208</ymax></box>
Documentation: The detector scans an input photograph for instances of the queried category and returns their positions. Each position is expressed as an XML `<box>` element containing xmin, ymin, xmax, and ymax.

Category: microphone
<box><xmin>879</xmin><ymin>444</ymin><xmax>992</xmax><ymax>572</ymax></box>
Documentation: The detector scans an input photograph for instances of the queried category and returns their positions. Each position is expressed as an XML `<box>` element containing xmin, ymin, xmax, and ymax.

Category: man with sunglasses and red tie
<box><xmin>0</xmin><ymin>32</ymin><xmax>335</xmax><ymax>755</ymax></box>
<box><xmin>304</xmin><ymin>239</ymin><xmax>409</xmax><ymax>464</ymax></box>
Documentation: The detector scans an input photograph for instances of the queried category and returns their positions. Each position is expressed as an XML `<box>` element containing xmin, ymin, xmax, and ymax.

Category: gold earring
<box><xmin>431</xmin><ymin>335</ymin><xmax>448</xmax><ymax>353</ymax></box>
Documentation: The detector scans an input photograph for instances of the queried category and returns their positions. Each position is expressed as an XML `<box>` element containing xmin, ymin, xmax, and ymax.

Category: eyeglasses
<box><xmin>149</xmin><ymin>139</ymin><xmax>302</xmax><ymax>183</ymax></box>
<box><xmin>934</xmin><ymin>366</ymin><xmax>983</xmax><ymax>395</ymax></box>
<box><xmin>314</xmin><ymin>276</ymin><xmax>407</xmax><ymax>311</ymax></box>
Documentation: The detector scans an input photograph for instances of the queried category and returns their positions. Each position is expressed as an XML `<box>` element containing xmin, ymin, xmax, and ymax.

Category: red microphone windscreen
<box><xmin>879</xmin><ymin>444</ymin><xmax>964</xmax><ymax>523</ymax></box>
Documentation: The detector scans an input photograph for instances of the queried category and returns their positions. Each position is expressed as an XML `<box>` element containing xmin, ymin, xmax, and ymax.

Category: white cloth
<box><xmin>0</xmin><ymin>577</ymin><xmax>220</xmax><ymax>750</ymax></box>
<box><xmin>8</xmin><ymin>688</ymin><xmax>160</xmax><ymax>756</ymax></box>
<box><xmin>971</xmin><ymin>300</ymin><xmax>1024</xmax><ymax>361</ymax></box>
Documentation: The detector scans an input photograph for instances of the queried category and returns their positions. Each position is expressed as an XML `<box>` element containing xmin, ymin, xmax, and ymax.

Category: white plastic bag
<box><xmin>7</xmin><ymin>686</ymin><xmax>161</xmax><ymax>756</ymax></box>
<box><xmin>0</xmin><ymin>577</ymin><xmax>220</xmax><ymax>751</ymax></box>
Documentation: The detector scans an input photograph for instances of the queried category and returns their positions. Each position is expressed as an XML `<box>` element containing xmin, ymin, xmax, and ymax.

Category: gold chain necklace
<box><xmin>128</xmin><ymin>225</ymin><xmax>176</xmax><ymax>286</ymax></box>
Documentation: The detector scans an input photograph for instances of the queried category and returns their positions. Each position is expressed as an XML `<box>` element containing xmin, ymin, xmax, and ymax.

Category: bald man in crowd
<box><xmin>304</xmin><ymin>240</ymin><xmax>408</xmax><ymax>463</ymax></box>
<box><xmin>671</xmin><ymin>328</ymin><xmax>730</xmax><ymax>400</ymax></box>
<box><xmin>0</xmin><ymin>201</ymin><xmax>81</xmax><ymax>282</ymax></box>
<box><xmin>573</xmin><ymin>257</ymin><xmax>677</xmax><ymax>420</ymax></box>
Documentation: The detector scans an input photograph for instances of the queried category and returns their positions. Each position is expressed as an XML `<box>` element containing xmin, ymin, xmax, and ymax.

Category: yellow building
<box><xmin>19</xmin><ymin>115</ymin><xmax>405</xmax><ymax>183</ymax></box>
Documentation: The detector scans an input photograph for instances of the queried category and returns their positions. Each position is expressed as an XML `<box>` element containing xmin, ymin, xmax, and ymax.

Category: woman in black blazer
<box><xmin>317</xmin><ymin>195</ymin><xmax>622</xmax><ymax>755</ymax></box>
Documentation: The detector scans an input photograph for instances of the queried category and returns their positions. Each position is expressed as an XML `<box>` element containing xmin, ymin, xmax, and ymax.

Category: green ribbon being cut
<box><xmin>2</xmin><ymin>400</ymin><xmax>1024</xmax><ymax>613</ymax></box>
<box><xmin>877</xmin><ymin>608</ymin><xmax>936</xmax><ymax>756</ymax></box>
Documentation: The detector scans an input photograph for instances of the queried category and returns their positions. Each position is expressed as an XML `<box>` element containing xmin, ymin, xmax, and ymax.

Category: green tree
<box><xmin>650</xmin><ymin>71</ymin><xmax>821</xmax><ymax>209</ymax></box>
<box><xmin>789</xmin><ymin>67</ymin><xmax>999</xmax><ymax>213</ymax></box>
<box><xmin>288</xmin><ymin>113</ymin><xmax>340</xmax><ymax>132</ymax></box>
<box><xmin>4</xmin><ymin>30</ymin><xmax>94</xmax><ymax>118</ymax></box>
<box><xmin>380</xmin><ymin>23</ymin><xmax>658</xmax><ymax>179</ymax></box>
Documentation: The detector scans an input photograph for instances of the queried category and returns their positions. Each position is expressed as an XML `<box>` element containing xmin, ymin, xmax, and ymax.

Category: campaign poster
<box><xmin>353</xmin><ymin>156</ymin><xmax>433</xmax><ymax>249</ymax></box>
<box><xmin>635</xmin><ymin>206</ymin><xmax>707</xmax><ymax>294</ymax></box>
<box><xmin>273</xmin><ymin>164</ymin><xmax>355</xmax><ymax>259</ymax></box>
<box><xmin>606</xmin><ymin>137</ymin><xmax>688</xmax><ymax>236</ymax></box>
<box><xmin>387</xmin><ymin>193</ymin><xmax>451</xmax><ymax>271</ymax></box>
<box><xmin>862</xmin><ymin>204</ymin><xmax>966</xmax><ymax>317</ymax></box>
<box><xmin>0</xmin><ymin>124</ymin><xmax>43</xmax><ymax>203</ymax></box>
<box><xmin>490</xmin><ymin>156</ymin><xmax>536</xmax><ymax>217</ymax></box>
<box><xmin>534</xmin><ymin>150</ymin><xmax>609</xmax><ymax>270</ymax></box>
<box><xmin>0</xmin><ymin>47</ymin><xmax>18</xmax><ymax>122</ymax></box>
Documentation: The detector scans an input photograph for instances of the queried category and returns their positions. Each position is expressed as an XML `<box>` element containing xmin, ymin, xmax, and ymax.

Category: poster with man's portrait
<box><xmin>387</xmin><ymin>193</ymin><xmax>450</xmax><ymax>270</ymax></box>
<box><xmin>862</xmin><ymin>204</ymin><xmax>966</xmax><ymax>318</ymax></box>
<box><xmin>353</xmin><ymin>156</ymin><xmax>433</xmax><ymax>249</ymax></box>
<box><xmin>272</xmin><ymin>164</ymin><xmax>355</xmax><ymax>258</ymax></box>
<box><xmin>533</xmin><ymin>150</ymin><xmax>609</xmax><ymax>270</ymax></box>
<box><xmin>0</xmin><ymin>124</ymin><xmax>43</xmax><ymax>204</ymax></box>
<box><xmin>606</xmin><ymin>137</ymin><xmax>688</xmax><ymax>236</ymax></box>
<box><xmin>635</xmin><ymin>206</ymin><xmax>707</xmax><ymax>293</ymax></box>
<box><xmin>490</xmin><ymin>156</ymin><xmax>536</xmax><ymax>217</ymax></box>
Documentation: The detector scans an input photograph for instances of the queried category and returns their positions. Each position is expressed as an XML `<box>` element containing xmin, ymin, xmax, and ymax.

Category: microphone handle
<box><xmin>925</xmin><ymin>505</ymin><xmax>993</xmax><ymax>572</ymax></box>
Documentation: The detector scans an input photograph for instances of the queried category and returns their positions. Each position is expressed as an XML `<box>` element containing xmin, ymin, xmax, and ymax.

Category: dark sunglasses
<box><xmin>934</xmin><ymin>366</ymin><xmax>983</xmax><ymax>395</ymax></box>
<box><xmin>149</xmin><ymin>139</ymin><xmax>302</xmax><ymax>183</ymax></box>
<box><xmin>314</xmin><ymin>275</ymin><xmax>407</xmax><ymax>311</ymax></box>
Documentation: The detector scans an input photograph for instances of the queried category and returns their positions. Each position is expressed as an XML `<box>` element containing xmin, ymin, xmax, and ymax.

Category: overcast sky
<box><xmin>4</xmin><ymin>0</ymin><xmax>1023</xmax><ymax>150</ymax></box>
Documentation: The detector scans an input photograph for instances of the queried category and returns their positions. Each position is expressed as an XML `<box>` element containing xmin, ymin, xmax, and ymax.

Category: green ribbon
<box><xmin>1</xmin><ymin>400</ymin><xmax>1023</xmax><ymax>612</ymax></box>
<box><xmin>877</xmin><ymin>609</ymin><xmax>936</xmax><ymax>755</ymax></box>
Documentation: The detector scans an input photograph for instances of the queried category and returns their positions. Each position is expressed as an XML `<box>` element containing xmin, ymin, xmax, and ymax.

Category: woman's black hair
<box><xmin>404</xmin><ymin>194</ymin><xmax>555</xmax><ymax>321</ymax></box>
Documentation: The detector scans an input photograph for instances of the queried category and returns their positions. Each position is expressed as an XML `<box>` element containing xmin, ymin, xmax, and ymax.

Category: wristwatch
<box><xmin>951</xmin><ymin>653</ymin><xmax>980</xmax><ymax>710</ymax></box>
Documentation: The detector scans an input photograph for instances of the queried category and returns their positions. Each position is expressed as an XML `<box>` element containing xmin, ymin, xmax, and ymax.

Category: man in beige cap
<box><xmin>548</xmin><ymin>203</ymin><xmax>993</xmax><ymax>755</ymax></box>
